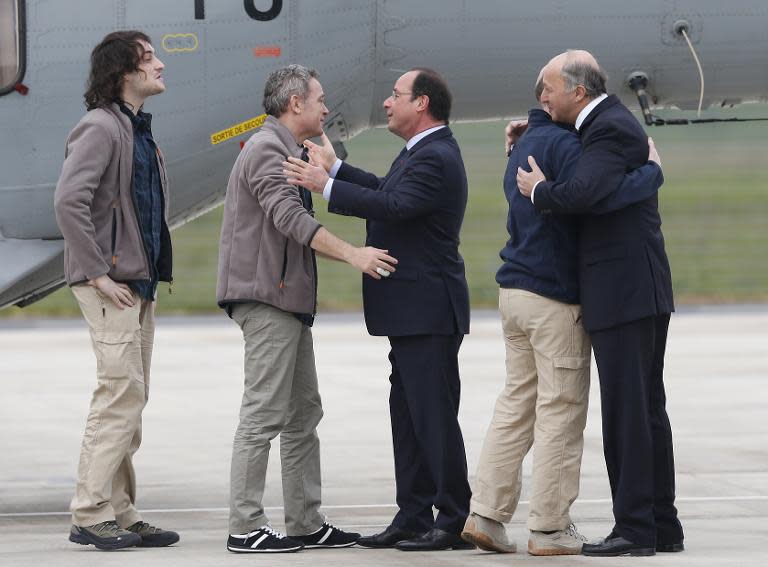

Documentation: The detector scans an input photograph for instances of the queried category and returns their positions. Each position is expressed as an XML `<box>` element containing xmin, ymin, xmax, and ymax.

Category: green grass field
<box><xmin>5</xmin><ymin>108</ymin><xmax>767</xmax><ymax>318</ymax></box>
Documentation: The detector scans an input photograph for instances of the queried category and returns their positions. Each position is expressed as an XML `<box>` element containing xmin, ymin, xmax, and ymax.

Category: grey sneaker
<box><xmin>528</xmin><ymin>523</ymin><xmax>587</xmax><ymax>556</ymax></box>
<box><xmin>69</xmin><ymin>520</ymin><xmax>142</xmax><ymax>550</ymax></box>
<box><xmin>126</xmin><ymin>521</ymin><xmax>180</xmax><ymax>547</ymax></box>
<box><xmin>461</xmin><ymin>512</ymin><xmax>516</xmax><ymax>553</ymax></box>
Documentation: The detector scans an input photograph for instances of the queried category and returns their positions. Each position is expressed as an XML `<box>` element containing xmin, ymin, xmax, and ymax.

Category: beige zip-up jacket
<box><xmin>54</xmin><ymin>103</ymin><xmax>170</xmax><ymax>285</ymax></box>
<box><xmin>217</xmin><ymin>116</ymin><xmax>322</xmax><ymax>314</ymax></box>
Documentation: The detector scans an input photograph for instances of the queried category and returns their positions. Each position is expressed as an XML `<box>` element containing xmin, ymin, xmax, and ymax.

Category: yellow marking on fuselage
<box><xmin>162</xmin><ymin>33</ymin><xmax>199</xmax><ymax>53</ymax></box>
<box><xmin>210</xmin><ymin>115</ymin><xmax>268</xmax><ymax>145</ymax></box>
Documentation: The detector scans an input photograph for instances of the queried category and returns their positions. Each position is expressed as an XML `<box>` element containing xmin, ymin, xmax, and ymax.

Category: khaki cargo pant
<box><xmin>69</xmin><ymin>284</ymin><xmax>154</xmax><ymax>528</ymax></box>
<box><xmin>471</xmin><ymin>288</ymin><xmax>591</xmax><ymax>531</ymax></box>
<box><xmin>229</xmin><ymin>302</ymin><xmax>325</xmax><ymax>536</ymax></box>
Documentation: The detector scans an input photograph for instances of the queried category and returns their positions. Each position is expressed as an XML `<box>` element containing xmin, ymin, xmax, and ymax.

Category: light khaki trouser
<box><xmin>229</xmin><ymin>302</ymin><xmax>325</xmax><ymax>536</ymax></box>
<box><xmin>471</xmin><ymin>288</ymin><xmax>590</xmax><ymax>531</ymax></box>
<box><xmin>70</xmin><ymin>284</ymin><xmax>154</xmax><ymax>527</ymax></box>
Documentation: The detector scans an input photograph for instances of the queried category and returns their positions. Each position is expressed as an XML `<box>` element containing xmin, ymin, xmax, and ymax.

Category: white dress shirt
<box><xmin>530</xmin><ymin>93</ymin><xmax>608</xmax><ymax>203</ymax></box>
<box><xmin>575</xmin><ymin>93</ymin><xmax>608</xmax><ymax>132</ymax></box>
<box><xmin>322</xmin><ymin>125</ymin><xmax>447</xmax><ymax>200</ymax></box>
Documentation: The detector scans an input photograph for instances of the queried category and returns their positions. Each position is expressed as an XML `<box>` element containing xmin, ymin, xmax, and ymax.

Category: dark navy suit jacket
<box><xmin>328</xmin><ymin>127</ymin><xmax>470</xmax><ymax>337</ymax></box>
<box><xmin>534</xmin><ymin>95</ymin><xmax>674</xmax><ymax>332</ymax></box>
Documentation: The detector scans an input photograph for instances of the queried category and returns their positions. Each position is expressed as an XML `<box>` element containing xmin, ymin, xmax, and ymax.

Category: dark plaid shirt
<box><xmin>119</xmin><ymin>103</ymin><xmax>162</xmax><ymax>300</ymax></box>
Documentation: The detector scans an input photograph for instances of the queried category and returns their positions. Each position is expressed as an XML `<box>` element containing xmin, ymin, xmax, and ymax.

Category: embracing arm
<box><xmin>329</xmin><ymin>149</ymin><xmax>444</xmax><ymax>222</ymax></box>
<box><xmin>249</xmin><ymin>141</ymin><xmax>397</xmax><ymax>278</ymax></box>
<box><xmin>249</xmin><ymin>141</ymin><xmax>322</xmax><ymax>246</ymax></box>
<box><xmin>309</xmin><ymin>227</ymin><xmax>397</xmax><ymax>279</ymax></box>
<box><xmin>305</xmin><ymin>132</ymin><xmax>382</xmax><ymax>189</ymax></box>
<box><xmin>590</xmin><ymin>161</ymin><xmax>663</xmax><ymax>214</ymax></box>
<box><xmin>334</xmin><ymin>161</ymin><xmax>383</xmax><ymax>189</ymax></box>
<box><xmin>531</xmin><ymin>123</ymin><xmax>629</xmax><ymax>214</ymax></box>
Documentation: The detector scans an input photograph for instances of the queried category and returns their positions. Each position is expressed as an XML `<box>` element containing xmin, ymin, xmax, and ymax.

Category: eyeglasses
<box><xmin>391</xmin><ymin>90</ymin><xmax>413</xmax><ymax>100</ymax></box>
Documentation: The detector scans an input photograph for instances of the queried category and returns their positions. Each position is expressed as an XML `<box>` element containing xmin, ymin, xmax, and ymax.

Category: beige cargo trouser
<box><xmin>69</xmin><ymin>284</ymin><xmax>154</xmax><ymax>528</ymax></box>
<box><xmin>471</xmin><ymin>288</ymin><xmax>591</xmax><ymax>531</ymax></box>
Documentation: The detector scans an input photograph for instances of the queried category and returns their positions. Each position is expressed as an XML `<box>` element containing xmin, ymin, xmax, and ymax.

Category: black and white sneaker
<box><xmin>227</xmin><ymin>526</ymin><xmax>304</xmax><ymax>553</ymax></box>
<box><xmin>293</xmin><ymin>521</ymin><xmax>360</xmax><ymax>549</ymax></box>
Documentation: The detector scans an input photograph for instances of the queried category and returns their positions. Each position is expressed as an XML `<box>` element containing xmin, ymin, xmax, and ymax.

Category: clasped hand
<box><xmin>283</xmin><ymin>132</ymin><xmax>338</xmax><ymax>193</ymax></box>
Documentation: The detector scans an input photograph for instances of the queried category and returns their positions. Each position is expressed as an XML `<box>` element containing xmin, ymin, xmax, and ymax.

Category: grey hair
<box><xmin>262</xmin><ymin>64</ymin><xmax>319</xmax><ymax>117</ymax></box>
<box><xmin>534</xmin><ymin>77</ymin><xmax>544</xmax><ymax>101</ymax></box>
<box><xmin>561</xmin><ymin>62</ymin><xmax>607</xmax><ymax>99</ymax></box>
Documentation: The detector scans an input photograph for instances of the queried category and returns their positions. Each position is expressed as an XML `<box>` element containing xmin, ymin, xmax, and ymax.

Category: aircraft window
<box><xmin>0</xmin><ymin>0</ymin><xmax>24</xmax><ymax>96</ymax></box>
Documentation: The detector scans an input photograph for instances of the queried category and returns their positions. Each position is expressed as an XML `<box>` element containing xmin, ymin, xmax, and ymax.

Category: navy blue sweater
<box><xmin>496</xmin><ymin>108</ymin><xmax>665</xmax><ymax>304</ymax></box>
<box><xmin>496</xmin><ymin>109</ymin><xmax>581</xmax><ymax>303</ymax></box>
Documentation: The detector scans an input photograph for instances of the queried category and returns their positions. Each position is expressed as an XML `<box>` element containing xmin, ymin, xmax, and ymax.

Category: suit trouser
<box><xmin>590</xmin><ymin>314</ymin><xmax>683</xmax><ymax>547</ymax></box>
<box><xmin>70</xmin><ymin>284</ymin><xmax>153</xmax><ymax>527</ymax></box>
<box><xmin>228</xmin><ymin>302</ymin><xmax>325</xmax><ymax>536</ymax></box>
<box><xmin>471</xmin><ymin>288</ymin><xmax>591</xmax><ymax>531</ymax></box>
<box><xmin>388</xmin><ymin>334</ymin><xmax>472</xmax><ymax>535</ymax></box>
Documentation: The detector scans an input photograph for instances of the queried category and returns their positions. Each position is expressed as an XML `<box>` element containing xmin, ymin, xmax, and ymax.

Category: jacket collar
<box><xmin>527</xmin><ymin>108</ymin><xmax>552</xmax><ymax>125</ymax></box>
<box><xmin>407</xmin><ymin>125</ymin><xmax>452</xmax><ymax>154</ymax></box>
<box><xmin>101</xmin><ymin>102</ymin><xmax>134</xmax><ymax>134</ymax></box>
<box><xmin>117</xmin><ymin>102</ymin><xmax>153</xmax><ymax>132</ymax></box>
<box><xmin>578</xmin><ymin>94</ymin><xmax>620</xmax><ymax>134</ymax></box>
<box><xmin>261</xmin><ymin>115</ymin><xmax>303</xmax><ymax>158</ymax></box>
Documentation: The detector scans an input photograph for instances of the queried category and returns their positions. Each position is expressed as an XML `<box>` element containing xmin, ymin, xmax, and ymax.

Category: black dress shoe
<box><xmin>657</xmin><ymin>541</ymin><xmax>684</xmax><ymax>552</ymax></box>
<box><xmin>395</xmin><ymin>528</ymin><xmax>476</xmax><ymax>551</ymax></box>
<box><xmin>357</xmin><ymin>525</ymin><xmax>424</xmax><ymax>548</ymax></box>
<box><xmin>582</xmin><ymin>535</ymin><xmax>655</xmax><ymax>557</ymax></box>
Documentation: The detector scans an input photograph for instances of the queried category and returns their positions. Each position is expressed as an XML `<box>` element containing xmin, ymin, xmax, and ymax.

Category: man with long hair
<box><xmin>54</xmin><ymin>30</ymin><xmax>178</xmax><ymax>550</ymax></box>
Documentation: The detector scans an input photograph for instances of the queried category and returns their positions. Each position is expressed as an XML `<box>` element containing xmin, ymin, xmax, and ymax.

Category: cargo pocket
<box><xmin>553</xmin><ymin>355</ymin><xmax>590</xmax><ymax>405</ymax></box>
<box><xmin>93</xmin><ymin>330</ymin><xmax>140</xmax><ymax>381</ymax></box>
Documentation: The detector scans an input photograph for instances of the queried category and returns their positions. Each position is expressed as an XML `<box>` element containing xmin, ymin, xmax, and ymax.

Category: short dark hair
<box><xmin>84</xmin><ymin>30</ymin><xmax>151</xmax><ymax>110</ymax></box>
<box><xmin>410</xmin><ymin>68</ymin><xmax>452</xmax><ymax>123</ymax></box>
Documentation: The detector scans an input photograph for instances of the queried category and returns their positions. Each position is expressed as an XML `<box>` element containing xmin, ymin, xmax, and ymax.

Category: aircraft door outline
<box><xmin>0</xmin><ymin>0</ymin><xmax>26</xmax><ymax>96</ymax></box>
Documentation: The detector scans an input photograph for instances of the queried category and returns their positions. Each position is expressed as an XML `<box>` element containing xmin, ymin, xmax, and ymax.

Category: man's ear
<box><xmin>574</xmin><ymin>85</ymin><xmax>587</xmax><ymax>103</ymax></box>
<box><xmin>416</xmin><ymin>94</ymin><xmax>430</xmax><ymax>113</ymax></box>
<box><xmin>289</xmin><ymin>93</ymin><xmax>302</xmax><ymax>114</ymax></box>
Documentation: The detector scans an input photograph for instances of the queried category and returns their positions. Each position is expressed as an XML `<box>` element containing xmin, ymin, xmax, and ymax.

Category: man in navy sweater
<box><xmin>461</xmin><ymin>70</ymin><xmax>663</xmax><ymax>556</ymax></box>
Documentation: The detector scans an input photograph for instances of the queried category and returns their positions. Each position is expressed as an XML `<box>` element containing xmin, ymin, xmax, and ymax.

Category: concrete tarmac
<box><xmin>1</xmin><ymin>307</ymin><xmax>766</xmax><ymax>566</ymax></box>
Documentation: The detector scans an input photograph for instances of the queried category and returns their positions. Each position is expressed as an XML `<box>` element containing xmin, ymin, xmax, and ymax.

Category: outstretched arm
<box><xmin>309</xmin><ymin>227</ymin><xmax>397</xmax><ymax>279</ymax></box>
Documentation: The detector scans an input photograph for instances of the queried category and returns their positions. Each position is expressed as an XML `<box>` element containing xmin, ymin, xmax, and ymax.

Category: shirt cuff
<box><xmin>322</xmin><ymin>178</ymin><xmax>334</xmax><ymax>201</ymax></box>
<box><xmin>531</xmin><ymin>180</ymin><xmax>544</xmax><ymax>203</ymax></box>
<box><xmin>329</xmin><ymin>158</ymin><xmax>342</xmax><ymax>178</ymax></box>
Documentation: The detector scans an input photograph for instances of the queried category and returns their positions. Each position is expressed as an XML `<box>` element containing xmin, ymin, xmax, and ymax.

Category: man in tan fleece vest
<box><xmin>54</xmin><ymin>31</ymin><xmax>178</xmax><ymax>551</ymax></box>
<box><xmin>217</xmin><ymin>64</ymin><xmax>397</xmax><ymax>553</ymax></box>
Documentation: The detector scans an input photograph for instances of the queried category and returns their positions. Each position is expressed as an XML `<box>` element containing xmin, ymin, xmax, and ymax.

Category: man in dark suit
<box><xmin>517</xmin><ymin>51</ymin><xmax>684</xmax><ymax>557</ymax></box>
<box><xmin>283</xmin><ymin>68</ymin><xmax>473</xmax><ymax>552</ymax></box>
